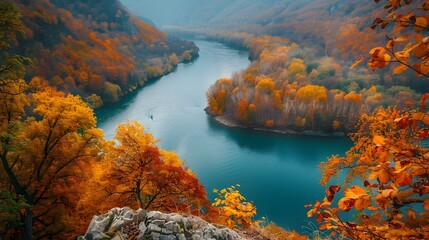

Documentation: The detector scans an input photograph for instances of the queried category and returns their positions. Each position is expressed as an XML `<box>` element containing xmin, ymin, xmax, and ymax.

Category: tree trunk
<box><xmin>24</xmin><ymin>207</ymin><xmax>33</xmax><ymax>240</ymax></box>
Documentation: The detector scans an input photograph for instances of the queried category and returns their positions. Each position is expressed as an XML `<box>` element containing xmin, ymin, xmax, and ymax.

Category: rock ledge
<box><xmin>78</xmin><ymin>207</ymin><xmax>246</xmax><ymax>240</ymax></box>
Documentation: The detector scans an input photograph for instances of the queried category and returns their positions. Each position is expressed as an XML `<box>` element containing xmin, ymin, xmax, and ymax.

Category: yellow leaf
<box><xmin>373</xmin><ymin>135</ymin><xmax>386</xmax><ymax>146</ymax></box>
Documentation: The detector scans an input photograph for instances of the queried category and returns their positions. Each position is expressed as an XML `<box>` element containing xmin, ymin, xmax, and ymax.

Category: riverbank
<box><xmin>213</xmin><ymin>116</ymin><xmax>347</xmax><ymax>137</ymax></box>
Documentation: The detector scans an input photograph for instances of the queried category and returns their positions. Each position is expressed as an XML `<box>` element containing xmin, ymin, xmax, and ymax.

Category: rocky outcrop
<box><xmin>78</xmin><ymin>207</ymin><xmax>246</xmax><ymax>240</ymax></box>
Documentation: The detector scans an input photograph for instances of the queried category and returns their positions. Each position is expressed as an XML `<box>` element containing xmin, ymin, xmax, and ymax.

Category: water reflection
<box><xmin>206</xmin><ymin>117</ymin><xmax>352</xmax><ymax>166</ymax></box>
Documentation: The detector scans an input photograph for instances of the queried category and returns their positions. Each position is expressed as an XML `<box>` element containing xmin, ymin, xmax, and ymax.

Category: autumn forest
<box><xmin>1</xmin><ymin>0</ymin><xmax>429</xmax><ymax>239</ymax></box>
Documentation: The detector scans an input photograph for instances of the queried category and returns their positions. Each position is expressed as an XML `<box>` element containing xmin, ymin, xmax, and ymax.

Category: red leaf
<box><xmin>419</xmin><ymin>129</ymin><xmax>429</xmax><ymax>139</ymax></box>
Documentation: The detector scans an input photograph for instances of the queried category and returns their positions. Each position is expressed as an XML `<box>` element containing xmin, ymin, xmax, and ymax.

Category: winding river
<box><xmin>96</xmin><ymin>41</ymin><xmax>352</xmax><ymax>232</ymax></box>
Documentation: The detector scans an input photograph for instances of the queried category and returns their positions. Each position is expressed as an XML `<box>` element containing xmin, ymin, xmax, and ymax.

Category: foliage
<box><xmin>307</xmin><ymin>105</ymin><xmax>429</xmax><ymax>239</ymax></box>
<box><xmin>102</xmin><ymin>121</ymin><xmax>208</xmax><ymax>211</ymax></box>
<box><xmin>206</xmin><ymin>35</ymin><xmax>403</xmax><ymax>134</ymax></box>
<box><xmin>360</xmin><ymin>0</ymin><xmax>429</xmax><ymax>77</ymax></box>
<box><xmin>307</xmin><ymin>1</ymin><xmax>429</xmax><ymax>239</ymax></box>
<box><xmin>12</xmin><ymin>0</ymin><xmax>198</xmax><ymax>105</ymax></box>
<box><xmin>0</xmin><ymin>190</ymin><xmax>28</xmax><ymax>238</ymax></box>
<box><xmin>0</xmin><ymin>1</ymin><xmax>30</xmax><ymax>89</ymax></box>
<box><xmin>213</xmin><ymin>184</ymin><xmax>257</xmax><ymax>228</ymax></box>
<box><xmin>72</xmin><ymin>121</ymin><xmax>209</xmax><ymax>235</ymax></box>
<box><xmin>1</xmin><ymin>79</ymin><xmax>104</xmax><ymax>238</ymax></box>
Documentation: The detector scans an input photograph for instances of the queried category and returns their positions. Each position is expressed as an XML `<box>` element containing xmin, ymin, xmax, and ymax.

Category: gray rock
<box><xmin>166</xmin><ymin>213</ymin><xmax>183</xmax><ymax>223</ymax></box>
<box><xmin>177</xmin><ymin>233</ymin><xmax>186</xmax><ymax>240</ymax></box>
<box><xmin>150</xmin><ymin>231</ymin><xmax>161</xmax><ymax>239</ymax></box>
<box><xmin>162</xmin><ymin>228</ymin><xmax>173</xmax><ymax>235</ymax></box>
<box><xmin>147</xmin><ymin>211</ymin><xmax>164</xmax><ymax>220</ymax></box>
<box><xmin>164</xmin><ymin>221</ymin><xmax>180</xmax><ymax>233</ymax></box>
<box><xmin>148</xmin><ymin>223</ymin><xmax>162</xmax><ymax>232</ymax></box>
<box><xmin>85</xmin><ymin>214</ymin><xmax>111</xmax><ymax>233</ymax></box>
<box><xmin>204</xmin><ymin>229</ymin><xmax>213</xmax><ymax>239</ymax></box>
<box><xmin>160</xmin><ymin>235</ymin><xmax>176</xmax><ymax>240</ymax></box>
<box><xmin>192</xmin><ymin>230</ymin><xmax>204</xmax><ymax>240</ymax></box>
<box><xmin>137</xmin><ymin>221</ymin><xmax>147</xmax><ymax>239</ymax></box>
<box><xmin>152</xmin><ymin>219</ymin><xmax>166</xmax><ymax>226</ymax></box>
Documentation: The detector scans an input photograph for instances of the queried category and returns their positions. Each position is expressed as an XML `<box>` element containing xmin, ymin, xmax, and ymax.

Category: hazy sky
<box><xmin>118</xmin><ymin>0</ymin><xmax>291</xmax><ymax>27</ymax></box>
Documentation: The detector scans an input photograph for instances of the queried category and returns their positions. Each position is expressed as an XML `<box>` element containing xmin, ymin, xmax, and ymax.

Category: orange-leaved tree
<box><xmin>307</xmin><ymin>105</ymin><xmax>429</xmax><ymax>239</ymax></box>
<box><xmin>308</xmin><ymin>0</ymin><xmax>429</xmax><ymax>239</ymax></box>
<box><xmin>77</xmin><ymin>121</ymin><xmax>209</xmax><ymax>216</ymax></box>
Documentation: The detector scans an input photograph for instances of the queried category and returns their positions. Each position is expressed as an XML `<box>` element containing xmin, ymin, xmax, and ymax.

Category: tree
<box><xmin>182</xmin><ymin>50</ymin><xmax>192</xmax><ymax>61</ymax></box>
<box><xmin>0</xmin><ymin>85</ymin><xmax>103</xmax><ymax>239</ymax></box>
<box><xmin>213</xmin><ymin>185</ymin><xmax>256</xmax><ymax>228</ymax></box>
<box><xmin>92</xmin><ymin>121</ymin><xmax>208</xmax><ymax>213</ymax></box>
<box><xmin>296</xmin><ymin>85</ymin><xmax>328</xmax><ymax>102</ymax></box>
<box><xmin>307</xmin><ymin>106</ymin><xmax>429</xmax><ymax>239</ymax></box>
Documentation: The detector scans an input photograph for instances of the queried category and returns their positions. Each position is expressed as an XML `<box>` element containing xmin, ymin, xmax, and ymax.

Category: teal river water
<box><xmin>96</xmin><ymin>41</ymin><xmax>352</xmax><ymax>233</ymax></box>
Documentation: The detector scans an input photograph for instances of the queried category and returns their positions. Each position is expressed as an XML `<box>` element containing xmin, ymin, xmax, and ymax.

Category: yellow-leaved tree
<box><xmin>213</xmin><ymin>184</ymin><xmax>257</xmax><ymax>228</ymax></box>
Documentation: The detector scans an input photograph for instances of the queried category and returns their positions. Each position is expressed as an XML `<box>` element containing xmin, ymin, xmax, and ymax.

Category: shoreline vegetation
<box><xmin>175</xmin><ymin>29</ymin><xmax>423</xmax><ymax>137</ymax></box>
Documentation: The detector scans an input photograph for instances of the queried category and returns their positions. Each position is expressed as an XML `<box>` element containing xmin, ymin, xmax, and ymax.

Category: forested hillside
<box><xmin>135</xmin><ymin>0</ymin><xmax>429</xmax><ymax>134</ymax></box>
<box><xmin>14</xmin><ymin>0</ymin><xmax>198</xmax><ymax>106</ymax></box>
<box><xmin>122</xmin><ymin>0</ymin><xmax>403</xmax><ymax>61</ymax></box>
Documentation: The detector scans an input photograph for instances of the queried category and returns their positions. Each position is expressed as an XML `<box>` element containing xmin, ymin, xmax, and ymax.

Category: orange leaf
<box><xmin>415</xmin><ymin>17</ymin><xmax>428</xmax><ymax>32</ymax></box>
<box><xmin>354</xmin><ymin>195</ymin><xmax>371</xmax><ymax>211</ymax></box>
<box><xmin>416</xmin><ymin>33</ymin><xmax>424</xmax><ymax>42</ymax></box>
<box><xmin>344</xmin><ymin>186</ymin><xmax>367</xmax><ymax>198</ymax></box>
<box><xmin>413</xmin><ymin>43</ymin><xmax>427</xmax><ymax>58</ymax></box>
<box><xmin>396</xmin><ymin>172</ymin><xmax>413</xmax><ymax>186</ymax></box>
<box><xmin>392</xmin><ymin>64</ymin><xmax>408</xmax><ymax>75</ymax></box>
<box><xmin>378</xmin><ymin>169</ymin><xmax>391</xmax><ymax>184</ymax></box>
<box><xmin>338</xmin><ymin>198</ymin><xmax>356</xmax><ymax>211</ymax></box>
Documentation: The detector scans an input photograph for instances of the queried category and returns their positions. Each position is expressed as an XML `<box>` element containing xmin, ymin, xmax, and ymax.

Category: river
<box><xmin>96</xmin><ymin>40</ymin><xmax>352</xmax><ymax>233</ymax></box>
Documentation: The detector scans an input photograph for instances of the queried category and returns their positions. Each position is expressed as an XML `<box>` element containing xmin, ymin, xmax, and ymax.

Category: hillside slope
<box><xmin>15</xmin><ymin>0</ymin><xmax>198</xmax><ymax>106</ymax></box>
<box><xmin>120</xmin><ymin>0</ymin><xmax>384</xmax><ymax>58</ymax></box>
